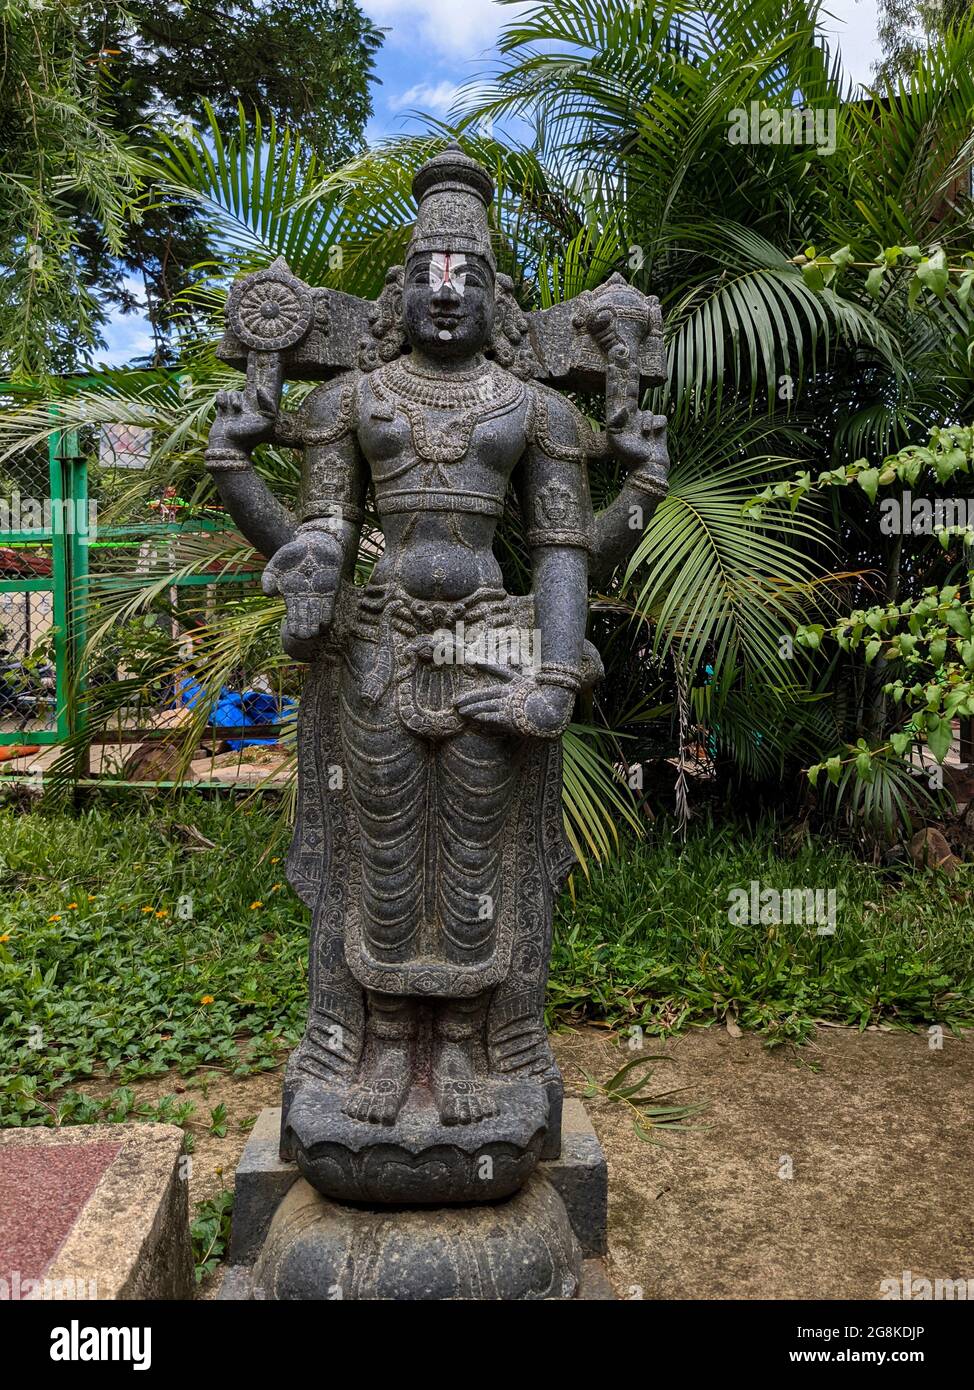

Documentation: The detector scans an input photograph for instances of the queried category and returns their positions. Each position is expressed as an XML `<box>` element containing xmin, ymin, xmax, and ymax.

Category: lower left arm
<box><xmin>206</xmin><ymin>455</ymin><xmax>295</xmax><ymax>561</ymax></box>
<box><xmin>590</xmin><ymin>472</ymin><xmax>667</xmax><ymax>582</ymax></box>
<box><xmin>531</xmin><ymin>545</ymin><xmax>589</xmax><ymax>684</ymax></box>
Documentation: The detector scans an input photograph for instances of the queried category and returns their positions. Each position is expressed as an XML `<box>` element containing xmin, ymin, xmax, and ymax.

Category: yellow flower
<box><xmin>141</xmin><ymin>906</ymin><xmax>154</xmax><ymax>914</ymax></box>
<box><xmin>67</xmin><ymin>902</ymin><xmax>78</xmax><ymax>910</ymax></box>
<box><xmin>200</xmin><ymin>994</ymin><xmax>214</xmax><ymax>1006</ymax></box>
<box><xmin>270</xmin><ymin>883</ymin><xmax>282</xmax><ymax>892</ymax></box>
<box><xmin>270</xmin><ymin>857</ymin><xmax>280</xmax><ymax>864</ymax></box>
<box><xmin>0</xmin><ymin>933</ymin><xmax>10</xmax><ymax>943</ymax></box>
<box><xmin>87</xmin><ymin>894</ymin><xmax>96</xmax><ymax>902</ymax></box>
<box><xmin>250</xmin><ymin>900</ymin><xmax>263</xmax><ymax>910</ymax></box>
<box><xmin>155</xmin><ymin>909</ymin><xmax>168</xmax><ymax>919</ymax></box>
<box><xmin>48</xmin><ymin>914</ymin><xmax>61</xmax><ymax>922</ymax></box>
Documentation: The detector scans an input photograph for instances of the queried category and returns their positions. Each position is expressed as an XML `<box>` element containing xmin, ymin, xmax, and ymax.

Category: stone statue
<box><xmin>204</xmin><ymin>145</ymin><xmax>669</xmax><ymax>1213</ymax></box>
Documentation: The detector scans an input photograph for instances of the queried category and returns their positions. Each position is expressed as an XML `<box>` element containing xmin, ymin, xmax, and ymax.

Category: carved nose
<box><xmin>431</xmin><ymin>282</ymin><xmax>461</xmax><ymax>307</ymax></box>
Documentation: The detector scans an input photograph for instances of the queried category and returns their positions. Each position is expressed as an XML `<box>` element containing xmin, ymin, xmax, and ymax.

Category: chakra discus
<box><xmin>227</xmin><ymin>263</ymin><xmax>315</xmax><ymax>352</ymax></box>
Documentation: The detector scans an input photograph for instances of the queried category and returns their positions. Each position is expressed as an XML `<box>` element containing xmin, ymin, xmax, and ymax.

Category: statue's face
<box><xmin>403</xmin><ymin>251</ymin><xmax>495</xmax><ymax>359</ymax></box>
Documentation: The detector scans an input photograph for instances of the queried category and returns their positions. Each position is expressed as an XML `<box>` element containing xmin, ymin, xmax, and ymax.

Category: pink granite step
<box><xmin>0</xmin><ymin>1140</ymin><xmax>121</xmax><ymax>1282</ymax></box>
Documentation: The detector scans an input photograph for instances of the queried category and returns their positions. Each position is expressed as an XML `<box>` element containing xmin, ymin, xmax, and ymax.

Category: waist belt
<box><xmin>376</xmin><ymin>488</ymin><xmax>505</xmax><ymax>517</ymax></box>
<box><xmin>353</xmin><ymin>584</ymin><xmax>515</xmax><ymax>711</ymax></box>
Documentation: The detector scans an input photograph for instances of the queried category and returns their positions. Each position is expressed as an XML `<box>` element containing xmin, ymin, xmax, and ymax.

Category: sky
<box><xmin>101</xmin><ymin>0</ymin><xmax>885</xmax><ymax>365</ymax></box>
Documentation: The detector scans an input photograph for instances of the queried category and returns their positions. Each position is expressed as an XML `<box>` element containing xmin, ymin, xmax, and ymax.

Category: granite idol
<box><xmin>205</xmin><ymin>144</ymin><xmax>669</xmax><ymax>1296</ymax></box>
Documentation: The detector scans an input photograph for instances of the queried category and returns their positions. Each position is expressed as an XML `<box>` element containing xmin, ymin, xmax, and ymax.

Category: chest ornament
<box><xmin>369</xmin><ymin>358</ymin><xmax>524</xmax><ymax>463</ymax></box>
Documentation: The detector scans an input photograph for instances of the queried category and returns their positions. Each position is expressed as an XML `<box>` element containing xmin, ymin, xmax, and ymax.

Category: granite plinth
<box><xmin>223</xmin><ymin>1097</ymin><xmax>610</xmax><ymax>1299</ymax></box>
<box><xmin>251</xmin><ymin>1171</ymin><xmax>581</xmax><ymax>1300</ymax></box>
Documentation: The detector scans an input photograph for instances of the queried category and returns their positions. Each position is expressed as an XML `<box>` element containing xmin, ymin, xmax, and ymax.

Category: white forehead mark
<box><xmin>429</xmin><ymin>252</ymin><xmax>468</xmax><ymax>296</ymax></box>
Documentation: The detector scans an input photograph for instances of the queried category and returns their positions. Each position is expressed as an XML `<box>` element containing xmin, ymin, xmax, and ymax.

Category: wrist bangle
<box><xmin>205</xmin><ymin>446</ymin><xmax>251</xmax><ymax>472</ymax></box>
<box><xmin>300</xmin><ymin>506</ymin><xmax>364</xmax><ymax>527</ymax></box>
<box><xmin>627</xmin><ymin>468</ymin><xmax>668</xmax><ymax>499</ymax></box>
<box><xmin>537</xmin><ymin>662</ymin><xmax>582</xmax><ymax>693</ymax></box>
<box><xmin>525</xmin><ymin>527</ymin><xmax>592</xmax><ymax>550</ymax></box>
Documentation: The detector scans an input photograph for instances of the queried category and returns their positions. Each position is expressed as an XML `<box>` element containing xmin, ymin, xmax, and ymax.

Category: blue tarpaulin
<box><xmin>174</xmin><ymin>677</ymin><xmax>295</xmax><ymax>749</ymax></box>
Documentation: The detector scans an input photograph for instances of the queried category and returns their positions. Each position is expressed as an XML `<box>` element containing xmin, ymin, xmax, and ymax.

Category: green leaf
<box><xmin>957</xmin><ymin>270</ymin><xmax>974</xmax><ymax>311</ymax></box>
<box><xmin>926</xmin><ymin>714</ymin><xmax>951</xmax><ymax>764</ymax></box>
<box><xmin>857</xmin><ymin>468</ymin><xmax>880</xmax><ymax>503</ymax></box>
<box><xmin>800</xmin><ymin>261</ymin><xmax>826</xmax><ymax>293</ymax></box>
<box><xmin>916</xmin><ymin>247</ymin><xmax>949</xmax><ymax>301</ymax></box>
<box><xmin>865</xmin><ymin>265</ymin><xmax>886</xmax><ymax>298</ymax></box>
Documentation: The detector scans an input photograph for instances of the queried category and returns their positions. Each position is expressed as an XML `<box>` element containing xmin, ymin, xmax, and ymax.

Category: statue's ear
<box><xmin>490</xmin><ymin>274</ymin><xmax>536</xmax><ymax>378</ymax></box>
<box><xmin>358</xmin><ymin>266</ymin><xmax>407</xmax><ymax>371</ymax></box>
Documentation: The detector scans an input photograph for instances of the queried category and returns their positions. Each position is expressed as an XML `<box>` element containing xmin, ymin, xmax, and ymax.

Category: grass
<box><xmin>552</xmin><ymin>818</ymin><xmax>974</xmax><ymax>1044</ymax></box>
<box><xmin>1</xmin><ymin>796</ymin><xmax>973</xmax><ymax>1128</ymax></box>
<box><xmin>0</xmin><ymin>795</ymin><xmax>302</xmax><ymax>1126</ymax></box>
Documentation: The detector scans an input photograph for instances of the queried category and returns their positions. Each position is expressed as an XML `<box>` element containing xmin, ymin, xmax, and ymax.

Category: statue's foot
<box><xmin>434</xmin><ymin>1077</ymin><xmax>497</xmax><ymax>1126</ymax></box>
<box><xmin>432</xmin><ymin>1040</ymin><xmax>497</xmax><ymax>1126</ymax></box>
<box><xmin>343</xmin><ymin>1042</ymin><xmax>413</xmax><ymax>1125</ymax></box>
<box><xmin>343</xmin><ymin>1077</ymin><xmax>409</xmax><ymax>1125</ymax></box>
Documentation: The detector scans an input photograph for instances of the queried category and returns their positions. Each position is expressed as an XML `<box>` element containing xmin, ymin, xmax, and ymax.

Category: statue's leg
<box><xmin>429</xmin><ymin>728</ymin><xmax>521</xmax><ymax>1124</ymax></box>
<box><xmin>340</xmin><ymin>669</ymin><xmax>427</xmax><ymax>960</ymax></box>
<box><xmin>435</xmin><ymin>726</ymin><xmax>520</xmax><ymax>962</ymax></box>
<box><xmin>343</xmin><ymin>990</ymin><xmax>420</xmax><ymax>1125</ymax></box>
<box><xmin>339</xmin><ymin>657</ymin><xmax>427</xmax><ymax>1122</ymax></box>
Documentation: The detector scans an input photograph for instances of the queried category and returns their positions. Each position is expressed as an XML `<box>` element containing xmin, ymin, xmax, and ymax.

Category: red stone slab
<box><xmin>0</xmin><ymin>1141</ymin><xmax>121</xmax><ymax>1282</ymax></box>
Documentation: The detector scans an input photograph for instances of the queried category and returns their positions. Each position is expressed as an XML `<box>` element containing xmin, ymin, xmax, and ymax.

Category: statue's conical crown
<box><xmin>408</xmin><ymin>143</ymin><xmax>496</xmax><ymax>270</ymax></box>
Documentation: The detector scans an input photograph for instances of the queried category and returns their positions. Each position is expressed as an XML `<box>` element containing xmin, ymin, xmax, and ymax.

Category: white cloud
<box><xmin>363</xmin><ymin>0</ymin><xmax>883</xmax><ymax>91</ymax></box>
<box><xmin>361</xmin><ymin>0</ymin><xmax>529</xmax><ymax>61</ymax></box>
<box><xmin>820</xmin><ymin>0</ymin><xmax>882</xmax><ymax>91</ymax></box>
<box><xmin>98</xmin><ymin>277</ymin><xmax>156</xmax><ymax>367</ymax></box>
<box><xmin>98</xmin><ymin>321</ymin><xmax>156</xmax><ymax>368</ymax></box>
<box><xmin>390</xmin><ymin>79</ymin><xmax>464</xmax><ymax>114</ymax></box>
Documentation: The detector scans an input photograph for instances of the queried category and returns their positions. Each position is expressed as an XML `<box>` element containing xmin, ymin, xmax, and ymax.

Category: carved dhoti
<box><xmin>339</xmin><ymin>583</ymin><xmax>535</xmax><ymax>996</ymax></box>
<box><xmin>286</xmin><ymin>581</ymin><xmax>575</xmax><ymax>1087</ymax></box>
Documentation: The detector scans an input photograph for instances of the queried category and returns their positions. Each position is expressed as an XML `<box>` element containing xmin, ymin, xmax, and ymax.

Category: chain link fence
<box><xmin>0</xmin><ymin>439</ymin><xmax>59</xmax><ymax>740</ymax></box>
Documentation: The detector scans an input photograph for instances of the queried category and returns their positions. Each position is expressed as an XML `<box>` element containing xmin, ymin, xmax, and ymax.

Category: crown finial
<box><xmin>408</xmin><ymin>144</ymin><xmax>496</xmax><ymax>269</ymax></box>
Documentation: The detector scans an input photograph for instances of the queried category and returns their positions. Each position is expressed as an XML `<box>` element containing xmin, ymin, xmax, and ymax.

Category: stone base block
<box><xmin>0</xmin><ymin>1123</ymin><xmax>192</xmax><ymax>1300</ymax></box>
<box><xmin>251</xmin><ymin>1172</ymin><xmax>581</xmax><ymax>1300</ymax></box>
<box><xmin>229</xmin><ymin>1109</ymin><xmax>298</xmax><ymax>1266</ymax></box>
<box><xmin>542</xmin><ymin>1098</ymin><xmax>608</xmax><ymax>1257</ymax></box>
<box><xmin>226</xmin><ymin>1096</ymin><xmax>609</xmax><ymax>1294</ymax></box>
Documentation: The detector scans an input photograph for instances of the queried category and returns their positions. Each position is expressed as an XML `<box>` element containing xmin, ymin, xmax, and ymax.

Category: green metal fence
<box><xmin>0</xmin><ymin>421</ymin><xmax>265</xmax><ymax>780</ymax></box>
<box><xmin>0</xmin><ymin>424</ymin><xmax>78</xmax><ymax>747</ymax></box>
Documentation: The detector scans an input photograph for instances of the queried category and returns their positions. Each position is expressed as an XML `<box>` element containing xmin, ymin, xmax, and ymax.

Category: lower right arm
<box><xmin>205</xmin><ymin>448</ymin><xmax>295</xmax><ymax>560</ymax></box>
